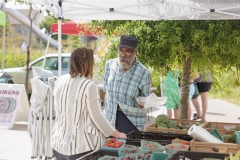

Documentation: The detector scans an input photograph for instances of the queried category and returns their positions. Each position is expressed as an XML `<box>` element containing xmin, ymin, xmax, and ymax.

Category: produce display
<box><xmin>172</xmin><ymin>138</ymin><xmax>190</xmax><ymax>145</ymax></box>
<box><xmin>164</xmin><ymin>143</ymin><xmax>189</xmax><ymax>155</ymax></box>
<box><xmin>104</xmin><ymin>138</ymin><xmax>124</xmax><ymax>148</ymax></box>
<box><xmin>119</xmin><ymin>154</ymin><xmax>143</xmax><ymax>160</ymax></box>
<box><xmin>144</xmin><ymin>154</ymin><xmax>151</xmax><ymax>160</ymax></box>
<box><xmin>94</xmin><ymin>120</ymin><xmax>240</xmax><ymax>160</ymax></box>
<box><xmin>155</xmin><ymin>114</ymin><xmax>200</xmax><ymax>129</ymax></box>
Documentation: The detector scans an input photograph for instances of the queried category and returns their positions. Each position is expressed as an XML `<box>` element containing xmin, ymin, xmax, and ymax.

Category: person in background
<box><xmin>21</xmin><ymin>41</ymin><xmax>27</xmax><ymax>53</ymax></box>
<box><xmin>191</xmin><ymin>71</ymin><xmax>212</xmax><ymax>122</ymax></box>
<box><xmin>103</xmin><ymin>35</ymin><xmax>151</xmax><ymax>134</ymax></box>
<box><xmin>163</xmin><ymin>70</ymin><xmax>180</xmax><ymax>119</ymax></box>
<box><xmin>51</xmin><ymin>47</ymin><xmax>126</xmax><ymax>160</ymax></box>
<box><xmin>188</xmin><ymin>71</ymin><xmax>200</xmax><ymax>120</ymax></box>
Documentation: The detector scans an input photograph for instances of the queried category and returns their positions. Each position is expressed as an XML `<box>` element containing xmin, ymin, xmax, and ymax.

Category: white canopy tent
<box><xmin>20</xmin><ymin>0</ymin><xmax>240</xmax><ymax>76</ymax></box>
<box><xmin>20</xmin><ymin>1</ymin><xmax>240</xmax><ymax>158</ymax></box>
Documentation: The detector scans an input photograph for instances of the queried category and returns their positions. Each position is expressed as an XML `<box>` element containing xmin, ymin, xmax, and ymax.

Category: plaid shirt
<box><xmin>103</xmin><ymin>58</ymin><xmax>151</xmax><ymax>130</ymax></box>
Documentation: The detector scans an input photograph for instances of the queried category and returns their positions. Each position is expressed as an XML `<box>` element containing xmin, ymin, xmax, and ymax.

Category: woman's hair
<box><xmin>69</xmin><ymin>47</ymin><xmax>94</xmax><ymax>78</ymax></box>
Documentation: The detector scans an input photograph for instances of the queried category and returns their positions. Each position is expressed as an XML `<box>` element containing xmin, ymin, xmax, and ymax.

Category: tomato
<box><xmin>111</xmin><ymin>138</ymin><xmax>116</xmax><ymax>143</ymax></box>
<box><xmin>181</xmin><ymin>145</ymin><xmax>186</xmax><ymax>149</ymax></box>
<box><xmin>108</xmin><ymin>143</ymin><xmax>115</xmax><ymax>147</ymax></box>
<box><xmin>169</xmin><ymin>145</ymin><xmax>175</xmax><ymax>148</ymax></box>
<box><xmin>115</xmin><ymin>144</ymin><xmax>120</xmax><ymax>148</ymax></box>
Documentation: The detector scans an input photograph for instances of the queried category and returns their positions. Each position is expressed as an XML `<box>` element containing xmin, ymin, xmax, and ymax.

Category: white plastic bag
<box><xmin>136</xmin><ymin>93</ymin><xmax>167</xmax><ymax>109</ymax></box>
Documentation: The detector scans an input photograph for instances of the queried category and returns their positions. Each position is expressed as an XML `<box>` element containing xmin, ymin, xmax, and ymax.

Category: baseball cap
<box><xmin>118</xmin><ymin>35</ymin><xmax>138</xmax><ymax>49</ymax></box>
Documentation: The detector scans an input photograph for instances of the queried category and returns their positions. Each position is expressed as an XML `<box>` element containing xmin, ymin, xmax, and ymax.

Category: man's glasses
<box><xmin>118</xmin><ymin>48</ymin><xmax>134</xmax><ymax>56</ymax></box>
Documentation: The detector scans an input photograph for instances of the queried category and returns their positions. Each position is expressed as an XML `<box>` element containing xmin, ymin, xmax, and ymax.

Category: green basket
<box><xmin>150</xmin><ymin>152</ymin><xmax>169</xmax><ymax>160</ymax></box>
<box><xmin>101</xmin><ymin>138</ymin><xmax>126</xmax><ymax>151</ymax></box>
<box><xmin>118</xmin><ymin>148</ymin><xmax>138</xmax><ymax>157</ymax></box>
<box><xmin>235</xmin><ymin>131</ymin><xmax>240</xmax><ymax>144</ymax></box>
<box><xmin>210</xmin><ymin>129</ymin><xmax>224</xmax><ymax>142</ymax></box>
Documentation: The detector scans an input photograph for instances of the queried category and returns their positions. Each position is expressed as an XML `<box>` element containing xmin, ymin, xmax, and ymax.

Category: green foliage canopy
<box><xmin>93</xmin><ymin>20</ymin><xmax>240</xmax><ymax>73</ymax></box>
<box><xmin>92</xmin><ymin>20</ymin><xmax>240</xmax><ymax>119</ymax></box>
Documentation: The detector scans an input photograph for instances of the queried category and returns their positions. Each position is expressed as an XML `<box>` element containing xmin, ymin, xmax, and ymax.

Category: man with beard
<box><xmin>103</xmin><ymin>35</ymin><xmax>151</xmax><ymax>134</ymax></box>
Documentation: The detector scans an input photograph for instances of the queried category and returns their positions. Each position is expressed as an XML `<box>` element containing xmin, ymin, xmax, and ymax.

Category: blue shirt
<box><xmin>103</xmin><ymin>58</ymin><xmax>151</xmax><ymax>127</ymax></box>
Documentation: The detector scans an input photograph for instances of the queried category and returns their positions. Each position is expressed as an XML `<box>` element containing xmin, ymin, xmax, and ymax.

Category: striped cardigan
<box><xmin>51</xmin><ymin>74</ymin><xmax>115</xmax><ymax>155</ymax></box>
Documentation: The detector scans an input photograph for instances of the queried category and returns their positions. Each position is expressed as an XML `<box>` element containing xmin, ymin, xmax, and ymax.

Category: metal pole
<box><xmin>57</xmin><ymin>0</ymin><xmax>63</xmax><ymax>77</ymax></box>
<box><xmin>42</xmin><ymin>34</ymin><xmax>52</xmax><ymax>68</ymax></box>
<box><xmin>58</xmin><ymin>19</ymin><xmax>62</xmax><ymax>77</ymax></box>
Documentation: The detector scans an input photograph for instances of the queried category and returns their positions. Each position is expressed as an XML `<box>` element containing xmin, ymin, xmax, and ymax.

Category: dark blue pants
<box><xmin>53</xmin><ymin>149</ymin><xmax>91</xmax><ymax>160</ymax></box>
<box><xmin>115</xmin><ymin>109</ymin><xmax>139</xmax><ymax>134</ymax></box>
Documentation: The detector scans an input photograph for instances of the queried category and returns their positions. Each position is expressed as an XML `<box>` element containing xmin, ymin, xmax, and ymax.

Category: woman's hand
<box><xmin>118</xmin><ymin>132</ymin><xmax>127</xmax><ymax>139</ymax></box>
<box><xmin>112</xmin><ymin>130</ymin><xmax>127</xmax><ymax>139</ymax></box>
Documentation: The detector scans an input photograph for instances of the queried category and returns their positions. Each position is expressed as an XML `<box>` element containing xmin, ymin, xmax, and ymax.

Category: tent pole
<box><xmin>42</xmin><ymin>33</ymin><xmax>52</xmax><ymax>68</ymax></box>
<box><xmin>58</xmin><ymin>0</ymin><xmax>62</xmax><ymax>77</ymax></box>
<box><xmin>58</xmin><ymin>20</ymin><xmax>62</xmax><ymax>77</ymax></box>
<box><xmin>2</xmin><ymin>25</ymin><xmax>5</xmax><ymax>71</ymax></box>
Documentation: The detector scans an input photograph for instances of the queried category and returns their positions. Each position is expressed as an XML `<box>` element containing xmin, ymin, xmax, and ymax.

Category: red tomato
<box><xmin>108</xmin><ymin>143</ymin><xmax>115</xmax><ymax>147</ymax></box>
<box><xmin>169</xmin><ymin>145</ymin><xmax>175</xmax><ymax>148</ymax></box>
<box><xmin>111</xmin><ymin>138</ymin><xmax>116</xmax><ymax>143</ymax></box>
<box><xmin>181</xmin><ymin>145</ymin><xmax>186</xmax><ymax>149</ymax></box>
<box><xmin>115</xmin><ymin>144</ymin><xmax>120</xmax><ymax>148</ymax></box>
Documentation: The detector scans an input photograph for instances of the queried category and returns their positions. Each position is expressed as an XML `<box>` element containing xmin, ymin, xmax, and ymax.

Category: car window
<box><xmin>62</xmin><ymin>57</ymin><xmax>70</xmax><ymax>70</ymax></box>
<box><xmin>45</xmin><ymin>57</ymin><xmax>58</xmax><ymax>70</ymax></box>
<box><xmin>31</xmin><ymin>56</ymin><xmax>70</xmax><ymax>71</ymax></box>
<box><xmin>31</xmin><ymin>59</ymin><xmax>43</xmax><ymax>68</ymax></box>
<box><xmin>31</xmin><ymin>57</ymin><xmax>58</xmax><ymax>70</ymax></box>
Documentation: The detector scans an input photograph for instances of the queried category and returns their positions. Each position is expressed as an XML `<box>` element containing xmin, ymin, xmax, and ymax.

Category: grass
<box><xmin>210</xmin><ymin>85</ymin><xmax>240</xmax><ymax>106</ymax></box>
<box><xmin>209</xmin><ymin>70</ymin><xmax>240</xmax><ymax>106</ymax></box>
<box><xmin>0</xmin><ymin>46</ymin><xmax>57</xmax><ymax>68</ymax></box>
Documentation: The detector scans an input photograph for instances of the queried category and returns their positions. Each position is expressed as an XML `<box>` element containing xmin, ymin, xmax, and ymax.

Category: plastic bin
<box><xmin>127</xmin><ymin>131</ymin><xmax>192</xmax><ymax>146</ymax></box>
<box><xmin>127</xmin><ymin>130</ymin><xmax>157</xmax><ymax>140</ymax></box>
<box><xmin>127</xmin><ymin>131</ymin><xmax>192</xmax><ymax>141</ymax></box>
<box><xmin>124</xmin><ymin>144</ymin><xmax>137</xmax><ymax>149</ymax></box>
<box><xmin>101</xmin><ymin>138</ymin><xmax>126</xmax><ymax>151</ymax></box>
<box><xmin>235</xmin><ymin>131</ymin><xmax>240</xmax><ymax>144</ymax></box>
<box><xmin>118</xmin><ymin>148</ymin><xmax>138</xmax><ymax>157</ymax></box>
<box><xmin>164</xmin><ymin>144</ymin><xmax>189</xmax><ymax>154</ymax></box>
<box><xmin>150</xmin><ymin>152</ymin><xmax>169</xmax><ymax>160</ymax></box>
<box><xmin>166</xmin><ymin>151</ymin><xmax>229</xmax><ymax>160</ymax></box>
<box><xmin>78</xmin><ymin>150</ymin><xmax>118</xmax><ymax>160</ymax></box>
<box><xmin>144</xmin><ymin>154</ymin><xmax>152</xmax><ymax>160</ymax></box>
<box><xmin>141</xmin><ymin>140</ymin><xmax>165</xmax><ymax>152</ymax></box>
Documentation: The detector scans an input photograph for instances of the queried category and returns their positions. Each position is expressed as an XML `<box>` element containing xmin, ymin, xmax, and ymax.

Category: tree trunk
<box><xmin>25</xmin><ymin>10</ymin><xmax>38</xmax><ymax>96</ymax></box>
<box><xmin>179</xmin><ymin>55</ymin><xmax>191</xmax><ymax>119</ymax></box>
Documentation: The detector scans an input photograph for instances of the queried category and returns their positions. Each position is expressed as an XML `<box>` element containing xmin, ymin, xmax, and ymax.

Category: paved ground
<box><xmin>0</xmin><ymin>97</ymin><xmax>240</xmax><ymax>160</ymax></box>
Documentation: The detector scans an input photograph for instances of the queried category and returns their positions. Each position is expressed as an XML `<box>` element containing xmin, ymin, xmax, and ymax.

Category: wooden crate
<box><xmin>202</xmin><ymin>122</ymin><xmax>240</xmax><ymax>131</ymax></box>
<box><xmin>146</xmin><ymin>119</ymin><xmax>206</xmax><ymax>135</ymax></box>
<box><xmin>206</xmin><ymin>128</ymin><xmax>235</xmax><ymax>136</ymax></box>
<box><xmin>190</xmin><ymin>139</ymin><xmax>240</xmax><ymax>154</ymax></box>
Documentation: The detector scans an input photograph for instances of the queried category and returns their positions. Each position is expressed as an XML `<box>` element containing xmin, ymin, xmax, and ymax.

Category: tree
<box><xmin>25</xmin><ymin>6</ymin><xmax>38</xmax><ymax>95</ymax></box>
<box><xmin>92</xmin><ymin>20</ymin><xmax>240</xmax><ymax>119</ymax></box>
